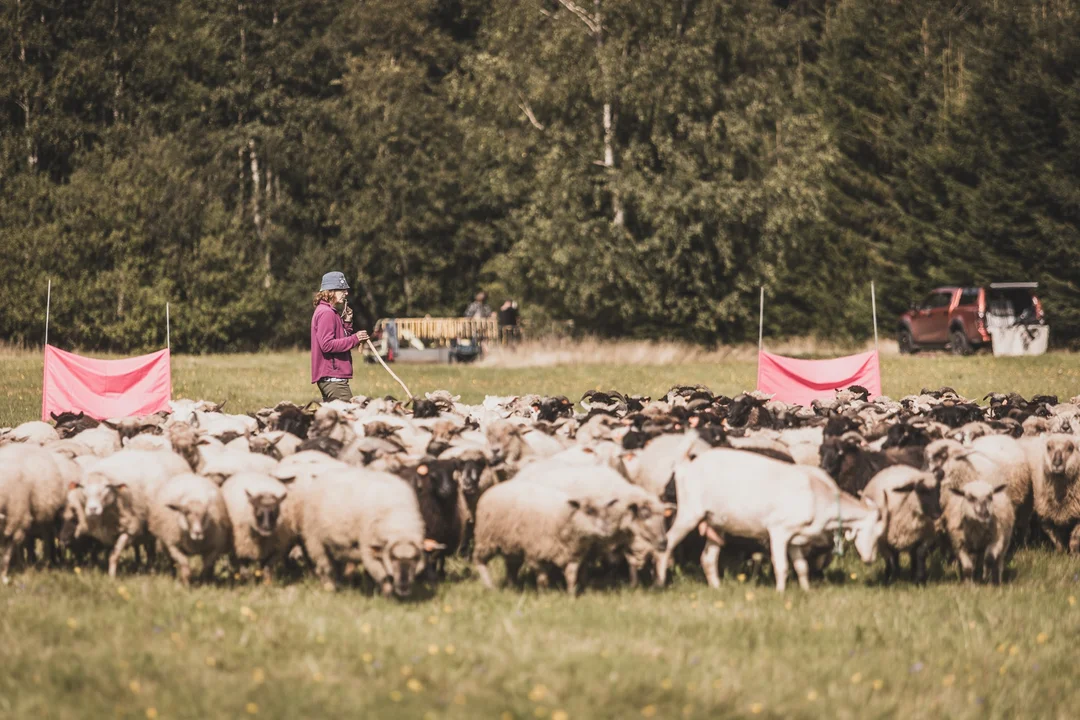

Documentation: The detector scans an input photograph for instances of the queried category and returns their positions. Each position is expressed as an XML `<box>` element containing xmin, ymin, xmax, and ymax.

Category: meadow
<box><xmin>2</xmin><ymin>349</ymin><xmax>1080</xmax><ymax>719</ymax></box>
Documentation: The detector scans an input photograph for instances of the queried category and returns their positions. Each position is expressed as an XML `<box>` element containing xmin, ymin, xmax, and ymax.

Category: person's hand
<box><xmin>355</xmin><ymin>330</ymin><xmax>370</xmax><ymax>344</ymax></box>
<box><xmin>340</xmin><ymin>304</ymin><xmax>354</xmax><ymax>323</ymax></box>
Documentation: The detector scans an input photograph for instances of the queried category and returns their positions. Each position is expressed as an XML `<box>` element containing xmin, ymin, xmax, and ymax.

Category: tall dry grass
<box><xmin>479</xmin><ymin>336</ymin><xmax>898</xmax><ymax>368</ymax></box>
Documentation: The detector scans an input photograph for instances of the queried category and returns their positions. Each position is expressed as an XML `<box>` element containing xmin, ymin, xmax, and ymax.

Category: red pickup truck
<box><xmin>897</xmin><ymin>283</ymin><xmax>1045</xmax><ymax>355</ymax></box>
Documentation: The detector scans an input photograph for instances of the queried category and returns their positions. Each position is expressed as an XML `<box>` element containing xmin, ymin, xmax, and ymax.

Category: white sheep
<box><xmin>1022</xmin><ymin>434</ymin><xmax>1080</xmax><ymax>550</ymax></box>
<box><xmin>69</xmin><ymin>425</ymin><xmax>122</xmax><ymax>457</ymax></box>
<box><xmin>0</xmin><ymin>446</ymin><xmax>73</xmax><ymax>580</ymax></box>
<box><xmin>473</xmin><ymin>481</ymin><xmax>613</xmax><ymax>595</ymax></box>
<box><xmin>514</xmin><ymin>460</ymin><xmax>671</xmax><ymax>587</ymax></box>
<box><xmin>220</xmin><ymin>472</ymin><xmax>292</xmax><ymax>583</ymax></box>
<box><xmin>73</xmin><ymin>449</ymin><xmax>191</xmax><ymax>577</ymax></box>
<box><xmin>861</xmin><ymin>466</ymin><xmax>942</xmax><ymax>583</ymax></box>
<box><xmin>148</xmin><ymin>473</ymin><xmax>232</xmax><ymax>586</ymax></box>
<box><xmin>2</xmin><ymin>421</ymin><xmax>59</xmax><ymax>446</ymax></box>
<box><xmin>943</xmin><ymin>479</ymin><xmax>1014</xmax><ymax>583</ymax></box>
<box><xmin>298</xmin><ymin>470</ymin><xmax>427</xmax><ymax>596</ymax></box>
<box><xmin>619</xmin><ymin>432</ymin><xmax>712</xmax><ymax>498</ymax></box>
<box><xmin>657</xmin><ymin>447</ymin><xmax>886</xmax><ymax>592</ymax></box>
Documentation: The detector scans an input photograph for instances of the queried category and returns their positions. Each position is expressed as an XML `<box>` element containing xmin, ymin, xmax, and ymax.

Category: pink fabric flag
<box><xmin>42</xmin><ymin>345</ymin><xmax>172</xmax><ymax>421</ymax></box>
<box><xmin>756</xmin><ymin>350</ymin><xmax>882</xmax><ymax>407</ymax></box>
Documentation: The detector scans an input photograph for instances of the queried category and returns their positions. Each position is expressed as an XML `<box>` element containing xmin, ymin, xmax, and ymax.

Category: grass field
<box><xmin>3</xmin><ymin>350</ymin><xmax>1080</xmax><ymax>719</ymax></box>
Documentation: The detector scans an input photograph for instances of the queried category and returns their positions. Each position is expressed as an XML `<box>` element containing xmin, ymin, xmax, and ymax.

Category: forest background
<box><xmin>2</xmin><ymin>0</ymin><xmax>1077</xmax><ymax>352</ymax></box>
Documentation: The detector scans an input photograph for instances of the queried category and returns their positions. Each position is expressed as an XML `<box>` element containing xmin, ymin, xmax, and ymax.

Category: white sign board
<box><xmin>989</xmin><ymin>326</ymin><xmax>1049</xmax><ymax>356</ymax></box>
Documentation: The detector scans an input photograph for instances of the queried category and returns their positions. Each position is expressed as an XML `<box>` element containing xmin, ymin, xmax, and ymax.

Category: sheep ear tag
<box><xmin>417</xmin><ymin>465</ymin><xmax>429</xmax><ymax>476</ymax></box>
<box><xmin>423</xmin><ymin>538</ymin><xmax>446</xmax><ymax>552</ymax></box>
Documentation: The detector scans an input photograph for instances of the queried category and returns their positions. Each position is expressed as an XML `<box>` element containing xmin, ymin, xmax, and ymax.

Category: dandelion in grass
<box><xmin>205</xmin><ymin>656</ymin><xmax>216</xmax><ymax>668</ymax></box>
<box><xmin>407</xmin><ymin>678</ymin><xmax>423</xmax><ymax>693</ymax></box>
<box><xmin>428</xmin><ymin>616</ymin><xmax>440</xmax><ymax>625</ymax></box>
<box><xmin>390</xmin><ymin>691</ymin><xmax>403</xmax><ymax>702</ymax></box>
<box><xmin>736</xmin><ymin>574</ymin><xmax>747</xmax><ymax>583</ymax></box>
<box><xmin>995</xmin><ymin>643</ymin><xmax>1007</xmax><ymax>654</ymax></box>
<box><xmin>245</xmin><ymin>703</ymin><xmax>258</xmax><ymax>715</ymax></box>
<box><xmin>118</xmin><ymin>586</ymin><xmax>131</xmax><ymax>601</ymax></box>
<box><xmin>1008</xmin><ymin>645</ymin><xmax>1019</xmax><ymax>656</ymax></box>
<box><xmin>362</xmin><ymin>653</ymin><xmax>373</xmax><ymax>664</ymax></box>
<box><xmin>528</xmin><ymin>685</ymin><xmax>548</xmax><ymax>702</ymax></box>
<box><xmin>129</xmin><ymin>680</ymin><xmax>142</xmax><ymax>694</ymax></box>
<box><xmin>850</xmin><ymin>672</ymin><xmax>862</xmax><ymax>684</ymax></box>
<box><xmin>312</xmin><ymin>672</ymin><xmax>325</xmax><ymax>684</ymax></box>
<box><xmin>445</xmin><ymin>645</ymin><xmax>456</xmax><ymax>655</ymax></box>
<box><xmin>872</xmin><ymin>679</ymin><xmax>884</xmax><ymax>691</ymax></box>
<box><xmin>145</xmin><ymin>709</ymin><xmax>158</xmax><ymax>719</ymax></box>
<box><xmin>744</xmin><ymin>591</ymin><xmax>755</xmax><ymax>602</ymax></box>
<box><xmin>784</xmin><ymin>601</ymin><xmax>792</xmax><ymax>611</ymax></box>
<box><xmin>1036</xmin><ymin>632</ymin><xmax>1049</xmax><ymax>644</ymax></box>
<box><xmin>361</xmin><ymin>623</ymin><xmax>372</xmax><ymax>634</ymax></box>
<box><xmin>942</xmin><ymin>675</ymin><xmax>956</xmax><ymax>688</ymax></box>
<box><xmin>74</xmin><ymin>567</ymin><xmax>82</xmax><ymax>575</ymax></box>
<box><xmin>749</xmin><ymin>703</ymin><xmax>763</xmax><ymax>714</ymax></box>
<box><xmin>640</xmin><ymin>706</ymin><xmax>657</xmax><ymax>718</ymax></box>
<box><xmin>67</xmin><ymin>618</ymin><xmax>78</xmax><ymax>630</ymax></box>
<box><xmin>660</xmin><ymin>677</ymin><xmax>673</xmax><ymax>690</ymax></box>
<box><xmin>252</xmin><ymin>668</ymin><xmax>265</xmax><ymax>684</ymax></box>
<box><xmin>1070</xmin><ymin>596</ymin><xmax>1076</xmax><ymax>607</ymax></box>
<box><xmin>807</xmin><ymin>690</ymin><xmax>818</xmax><ymax>701</ymax></box>
<box><xmin>713</xmin><ymin>601</ymin><xmax>725</xmax><ymax>609</ymax></box>
<box><xmin>501</xmin><ymin>713</ymin><xmax>514</xmax><ymax>720</ymax></box>
<box><xmin>551</xmin><ymin>711</ymin><xmax>568</xmax><ymax>720</ymax></box>
<box><xmin>428</xmin><ymin>644</ymin><xmax>440</xmax><ymax>655</ymax></box>
<box><xmin>849</xmin><ymin>573</ymin><xmax>858</xmax><ymax>580</ymax></box>
<box><xmin>443</xmin><ymin>604</ymin><xmax>454</xmax><ymax>614</ymax></box>
<box><xmin>400</xmin><ymin>665</ymin><xmax>413</xmax><ymax>677</ymax></box>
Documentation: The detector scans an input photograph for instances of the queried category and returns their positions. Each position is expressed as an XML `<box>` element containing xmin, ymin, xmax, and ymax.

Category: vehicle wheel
<box><xmin>897</xmin><ymin>328</ymin><xmax>916</xmax><ymax>355</ymax></box>
<box><xmin>950</xmin><ymin>329</ymin><xmax>971</xmax><ymax>356</ymax></box>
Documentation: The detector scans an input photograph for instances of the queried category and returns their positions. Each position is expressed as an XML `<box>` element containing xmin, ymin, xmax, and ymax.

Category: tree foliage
<box><xmin>1</xmin><ymin>0</ymin><xmax>1077</xmax><ymax>351</ymax></box>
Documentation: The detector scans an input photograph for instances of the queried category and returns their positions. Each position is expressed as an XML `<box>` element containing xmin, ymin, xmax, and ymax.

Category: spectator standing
<box><xmin>464</xmin><ymin>291</ymin><xmax>492</xmax><ymax>319</ymax></box>
<box><xmin>498</xmin><ymin>299</ymin><xmax>520</xmax><ymax>343</ymax></box>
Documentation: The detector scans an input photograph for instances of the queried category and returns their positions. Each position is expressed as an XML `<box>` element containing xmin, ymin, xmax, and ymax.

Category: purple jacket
<box><xmin>311</xmin><ymin>301</ymin><xmax>359</xmax><ymax>383</ymax></box>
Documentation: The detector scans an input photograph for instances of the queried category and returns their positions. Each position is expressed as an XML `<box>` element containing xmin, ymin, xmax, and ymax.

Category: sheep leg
<box><xmin>305</xmin><ymin>538</ymin><xmax>337</xmax><ymax>591</ymax></box>
<box><xmin>956</xmin><ymin>549</ymin><xmax>976</xmax><ymax>584</ymax></box>
<box><xmin>655</xmin><ymin>512</ymin><xmax>703</xmax><ymax>588</ymax></box>
<box><xmin>474</xmin><ymin>547</ymin><xmax>496</xmax><ymax>589</ymax></box>
<box><xmin>200</xmin><ymin>550</ymin><xmax>222</xmax><ymax>583</ymax></box>
<box><xmin>564</xmin><ymin>561</ymin><xmax>581</xmax><ymax>596</ymax></box>
<box><xmin>108</xmin><ymin>533</ymin><xmax>131</xmax><ymax>579</ymax></box>
<box><xmin>165</xmin><ymin>543</ymin><xmax>192</xmax><ymax>587</ymax></box>
<box><xmin>1069</xmin><ymin>526</ymin><xmax>1080</xmax><ymax>554</ymax></box>
<box><xmin>788</xmin><ymin>545</ymin><xmax>811</xmax><ymax>592</ymax></box>
<box><xmin>700</xmin><ymin>539</ymin><xmax>723</xmax><ymax>589</ymax></box>
<box><xmin>144</xmin><ymin>539</ymin><xmax>158</xmax><ymax>573</ymax></box>
<box><xmin>0</xmin><ymin>537</ymin><xmax>17</xmax><ymax>582</ymax></box>
<box><xmin>768</xmin><ymin>529</ymin><xmax>793</xmax><ymax>592</ymax></box>
<box><xmin>912</xmin><ymin>544</ymin><xmax>930</xmax><ymax>585</ymax></box>
<box><xmin>504</xmin><ymin>555</ymin><xmax>524</xmax><ymax>588</ymax></box>
<box><xmin>880</xmin><ymin>545</ymin><xmax>899</xmax><ymax>585</ymax></box>
<box><xmin>1045</xmin><ymin>525</ymin><xmax>1067</xmax><ymax>552</ymax></box>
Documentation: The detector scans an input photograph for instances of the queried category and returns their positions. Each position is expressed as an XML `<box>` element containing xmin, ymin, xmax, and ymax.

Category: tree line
<box><xmin>1</xmin><ymin>0</ymin><xmax>1077</xmax><ymax>352</ymax></box>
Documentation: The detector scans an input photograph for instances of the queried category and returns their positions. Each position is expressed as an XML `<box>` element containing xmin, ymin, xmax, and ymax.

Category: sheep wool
<box><xmin>220</xmin><ymin>472</ymin><xmax>292</xmax><ymax>581</ymax></box>
<box><xmin>943</xmin><ymin>479</ymin><xmax>1014</xmax><ymax>583</ymax></box>
<box><xmin>148</xmin><ymin>473</ymin><xmax>232</xmax><ymax>586</ymax></box>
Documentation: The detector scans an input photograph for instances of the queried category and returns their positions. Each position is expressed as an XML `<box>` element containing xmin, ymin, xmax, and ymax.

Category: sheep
<box><xmin>72</xmin><ymin>450</ymin><xmax>191</xmax><ymax>577</ymax></box>
<box><xmin>1023</xmin><ymin>434</ymin><xmax>1080</xmax><ymax>550</ymax></box>
<box><xmin>50</xmin><ymin>411</ymin><xmax>100</xmax><ymax>438</ymax></box>
<box><xmin>220</xmin><ymin>472</ymin><xmax>291</xmax><ymax>583</ymax></box>
<box><xmin>395</xmin><ymin>458</ymin><xmax>466</xmax><ymax>577</ymax></box>
<box><xmin>2</xmin><ymin>421</ymin><xmax>59</xmax><ymax>446</ymax></box>
<box><xmin>70</xmin><ymin>425</ymin><xmax>123</xmax><ymax>457</ymax></box>
<box><xmin>657</xmin><ymin>447</ymin><xmax>887</xmax><ymax>592</ymax></box>
<box><xmin>0</xmin><ymin>446</ymin><xmax>73</xmax><ymax>580</ymax></box>
<box><xmin>148</xmin><ymin>473</ymin><xmax>232</xmax><ymax>586</ymax></box>
<box><xmin>943</xmin><ymin>480</ymin><xmax>1014</xmax><ymax>583</ymax></box>
<box><xmin>199</xmin><ymin>448</ymin><xmax>278</xmax><ymax>485</ymax></box>
<box><xmin>620</xmin><ymin>432</ymin><xmax>713</xmax><ymax>499</ymax></box>
<box><xmin>298</xmin><ymin>470</ymin><xmax>428</xmax><ymax>596</ymax></box>
<box><xmin>820</xmin><ymin>433</ymin><xmax>923</xmax><ymax>496</ymax></box>
<box><xmin>473</xmin><ymin>481</ymin><xmax>612</xmax><ymax>595</ymax></box>
<box><xmin>514</xmin><ymin>460</ymin><xmax>671</xmax><ymax>588</ymax></box>
<box><xmin>925</xmin><ymin>437</ymin><xmax>1031</xmax><ymax>533</ymax></box>
<box><xmin>861</xmin><ymin>466</ymin><xmax>942</xmax><ymax>584</ymax></box>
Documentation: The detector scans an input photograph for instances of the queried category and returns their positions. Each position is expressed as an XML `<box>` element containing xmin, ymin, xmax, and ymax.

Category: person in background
<box><xmin>311</xmin><ymin>271</ymin><xmax>368</xmax><ymax>402</ymax></box>
<box><xmin>498</xmin><ymin>298</ymin><xmax>520</xmax><ymax>343</ymax></box>
<box><xmin>464</xmin><ymin>291</ymin><xmax>492</xmax><ymax>319</ymax></box>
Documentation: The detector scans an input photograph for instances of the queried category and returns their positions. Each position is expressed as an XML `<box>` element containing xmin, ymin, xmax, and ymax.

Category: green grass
<box><xmin>3</xmin><ymin>350</ymin><xmax>1080</xmax><ymax>718</ymax></box>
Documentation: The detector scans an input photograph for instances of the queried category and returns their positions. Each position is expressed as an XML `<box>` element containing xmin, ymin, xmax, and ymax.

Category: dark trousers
<box><xmin>317</xmin><ymin>379</ymin><xmax>354</xmax><ymax>402</ymax></box>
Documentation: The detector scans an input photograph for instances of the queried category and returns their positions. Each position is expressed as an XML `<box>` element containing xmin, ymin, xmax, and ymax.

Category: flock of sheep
<box><xmin>1</xmin><ymin>384</ymin><xmax>1079</xmax><ymax>597</ymax></box>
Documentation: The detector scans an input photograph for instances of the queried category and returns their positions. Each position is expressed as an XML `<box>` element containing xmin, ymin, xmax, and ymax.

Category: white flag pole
<box><xmin>871</xmin><ymin>280</ymin><xmax>879</xmax><ymax>352</ymax></box>
<box><xmin>45</xmin><ymin>279</ymin><xmax>52</xmax><ymax>348</ymax></box>
<box><xmin>166</xmin><ymin>302</ymin><xmax>171</xmax><ymax>350</ymax></box>
<box><xmin>758</xmin><ymin>286</ymin><xmax>765</xmax><ymax>354</ymax></box>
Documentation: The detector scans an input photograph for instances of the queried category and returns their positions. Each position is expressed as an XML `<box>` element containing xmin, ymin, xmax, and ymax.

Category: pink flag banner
<box><xmin>42</xmin><ymin>345</ymin><xmax>172</xmax><ymax>421</ymax></box>
<box><xmin>756</xmin><ymin>350</ymin><xmax>882</xmax><ymax>407</ymax></box>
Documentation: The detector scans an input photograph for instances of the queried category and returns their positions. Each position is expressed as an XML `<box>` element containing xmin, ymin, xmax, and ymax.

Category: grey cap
<box><xmin>320</xmin><ymin>271</ymin><xmax>350</xmax><ymax>291</ymax></box>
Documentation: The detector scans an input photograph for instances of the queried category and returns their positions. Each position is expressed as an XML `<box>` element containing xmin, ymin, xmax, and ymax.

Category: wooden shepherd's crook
<box><xmin>366</xmin><ymin>338</ymin><xmax>414</xmax><ymax>401</ymax></box>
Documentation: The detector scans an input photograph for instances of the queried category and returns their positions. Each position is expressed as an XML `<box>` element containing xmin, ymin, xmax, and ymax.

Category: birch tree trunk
<box><xmin>249</xmin><ymin>139</ymin><xmax>270</xmax><ymax>288</ymax></box>
<box><xmin>17</xmin><ymin>0</ymin><xmax>36</xmax><ymax>169</ymax></box>
<box><xmin>595</xmin><ymin>0</ymin><xmax>623</xmax><ymax>226</ymax></box>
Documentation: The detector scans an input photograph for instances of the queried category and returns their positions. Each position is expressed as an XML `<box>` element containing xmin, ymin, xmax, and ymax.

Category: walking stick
<box><xmin>366</xmin><ymin>338</ymin><xmax>414</xmax><ymax>401</ymax></box>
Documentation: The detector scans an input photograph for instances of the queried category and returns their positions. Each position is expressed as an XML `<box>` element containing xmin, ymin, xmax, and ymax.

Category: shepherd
<box><xmin>311</xmin><ymin>271</ymin><xmax>368</xmax><ymax>402</ymax></box>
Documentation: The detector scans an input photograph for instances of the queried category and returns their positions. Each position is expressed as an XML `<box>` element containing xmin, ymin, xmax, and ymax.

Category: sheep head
<box><xmin>949</xmin><ymin>480</ymin><xmax>1006</xmax><ymax>524</ymax></box>
<box><xmin>887</xmin><ymin>472</ymin><xmax>942</xmax><ymax>520</ymax></box>
<box><xmin>1044</xmin><ymin>435</ymin><xmax>1077</xmax><ymax>476</ymax></box>
<box><xmin>245</xmin><ymin>490</ymin><xmax>287</xmax><ymax>537</ymax></box>
<box><xmin>372</xmin><ymin>540</ymin><xmax>426</xmax><ymax>598</ymax></box>
<box><xmin>167</xmin><ymin>499</ymin><xmax>211</xmax><ymax>543</ymax></box>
